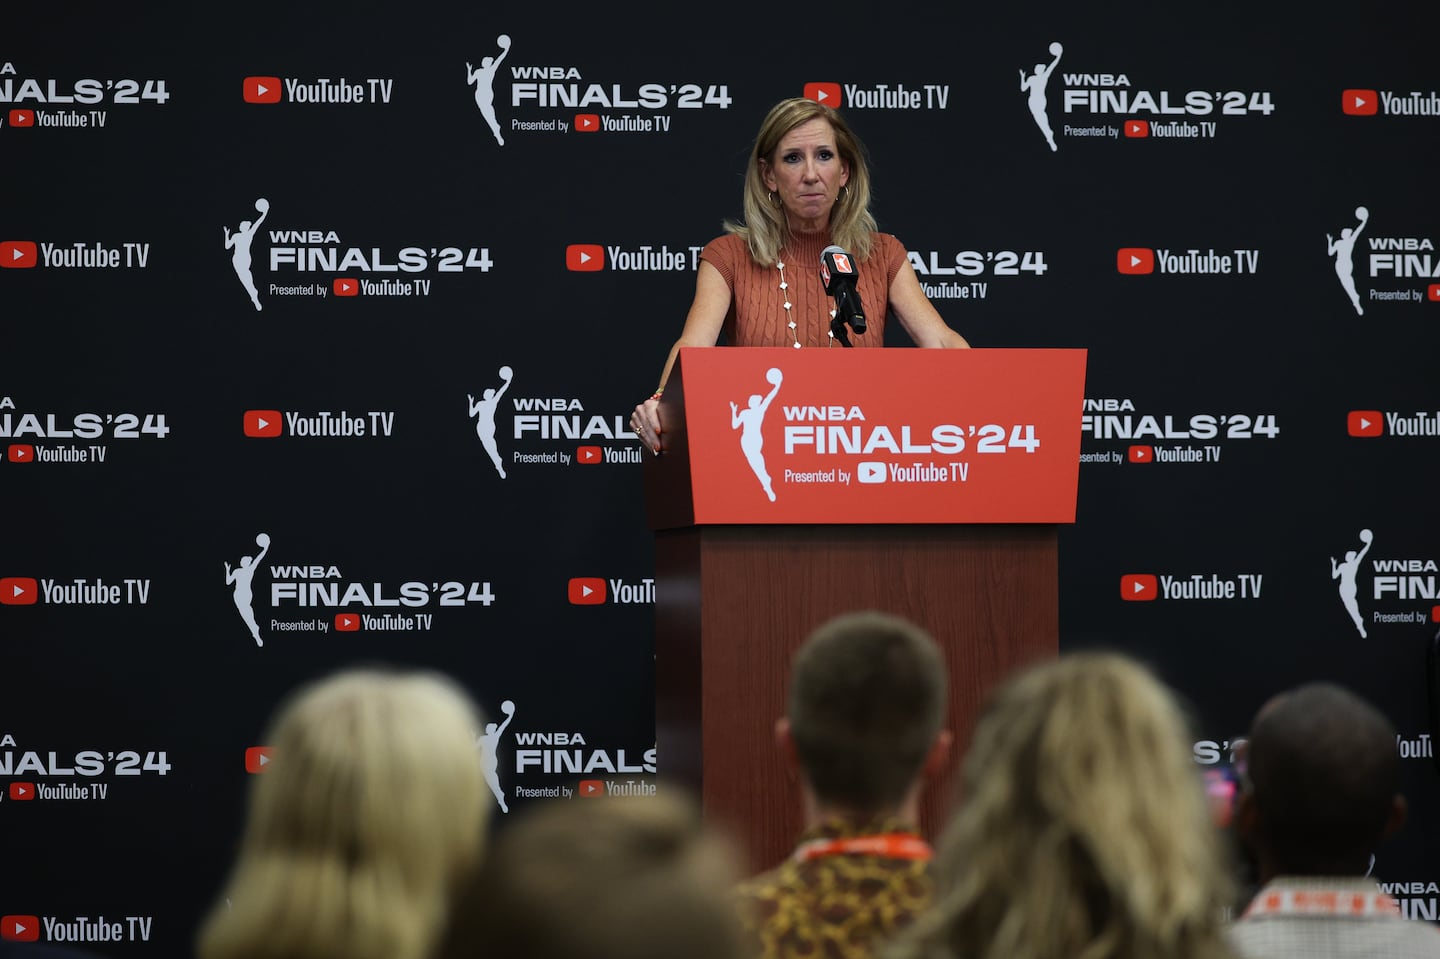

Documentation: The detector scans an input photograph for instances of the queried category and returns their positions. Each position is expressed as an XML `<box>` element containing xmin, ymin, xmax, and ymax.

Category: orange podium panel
<box><xmin>645</xmin><ymin>347</ymin><xmax>1086</xmax><ymax>529</ymax></box>
<box><xmin>644</xmin><ymin>347</ymin><xmax>1087</xmax><ymax>872</ymax></box>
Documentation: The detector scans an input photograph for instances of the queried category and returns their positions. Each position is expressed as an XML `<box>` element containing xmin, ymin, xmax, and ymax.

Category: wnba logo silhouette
<box><xmin>732</xmin><ymin>368</ymin><xmax>783</xmax><ymax>502</ymax></box>
<box><xmin>1020</xmin><ymin>41</ymin><xmax>1063</xmax><ymax>152</ymax></box>
<box><xmin>469</xmin><ymin>364</ymin><xmax>513</xmax><ymax>479</ymax></box>
<box><xmin>478</xmin><ymin>699</ymin><xmax>516</xmax><ymax>813</ymax></box>
<box><xmin>225</xmin><ymin>532</ymin><xmax>271</xmax><ymax>647</ymax></box>
<box><xmin>225</xmin><ymin>198</ymin><xmax>270</xmax><ymax>311</ymax></box>
<box><xmin>466</xmin><ymin>34</ymin><xmax>511</xmax><ymax>146</ymax></box>
<box><xmin>1332</xmin><ymin>528</ymin><xmax>1373</xmax><ymax>638</ymax></box>
<box><xmin>1328</xmin><ymin>206</ymin><xmax>1369</xmax><ymax>316</ymax></box>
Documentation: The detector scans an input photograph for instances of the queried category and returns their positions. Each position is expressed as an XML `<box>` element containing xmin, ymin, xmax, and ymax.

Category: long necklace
<box><xmin>777</xmin><ymin>253</ymin><xmax>836</xmax><ymax>349</ymax></box>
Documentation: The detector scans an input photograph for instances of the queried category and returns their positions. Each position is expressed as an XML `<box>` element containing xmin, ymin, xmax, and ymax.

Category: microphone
<box><xmin>820</xmin><ymin>245</ymin><xmax>865</xmax><ymax>346</ymax></box>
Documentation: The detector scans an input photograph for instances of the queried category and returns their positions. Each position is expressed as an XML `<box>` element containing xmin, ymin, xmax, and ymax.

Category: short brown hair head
<box><xmin>437</xmin><ymin>793</ymin><xmax>744</xmax><ymax>959</ymax></box>
<box><xmin>787</xmin><ymin>610</ymin><xmax>946</xmax><ymax>813</ymax></box>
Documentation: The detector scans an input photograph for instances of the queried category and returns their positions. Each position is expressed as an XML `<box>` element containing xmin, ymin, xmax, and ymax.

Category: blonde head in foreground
<box><xmin>891</xmin><ymin>653</ymin><xmax>1234</xmax><ymax>959</ymax></box>
<box><xmin>197</xmin><ymin>667</ymin><xmax>489</xmax><ymax>959</ymax></box>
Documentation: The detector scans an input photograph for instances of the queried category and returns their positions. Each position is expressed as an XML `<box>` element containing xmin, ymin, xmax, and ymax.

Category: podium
<box><xmin>644</xmin><ymin>347</ymin><xmax>1086</xmax><ymax>871</ymax></box>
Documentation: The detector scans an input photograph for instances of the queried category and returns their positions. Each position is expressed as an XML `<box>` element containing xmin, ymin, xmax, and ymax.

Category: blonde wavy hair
<box><xmin>725</xmin><ymin>97</ymin><xmax>877</xmax><ymax>266</ymax></box>
<box><xmin>197</xmin><ymin>668</ymin><xmax>489</xmax><ymax>959</ymax></box>
<box><xmin>891</xmin><ymin>653</ymin><xmax>1235</xmax><ymax>959</ymax></box>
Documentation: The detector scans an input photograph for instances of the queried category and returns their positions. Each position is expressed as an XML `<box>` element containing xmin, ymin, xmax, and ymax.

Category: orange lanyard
<box><xmin>1244</xmin><ymin>887</ymin><xmax>1401</xmax><ymax>919</ymax></box>
<box><xmin>792</xmin><ymin>833</ymin><xmax>933</xmax><ymax>863</ymax></box>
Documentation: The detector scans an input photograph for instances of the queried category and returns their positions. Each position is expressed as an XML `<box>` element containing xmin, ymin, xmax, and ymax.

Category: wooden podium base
<box><xmin>654</xmin><ymin>522</ymin><xmax>1058</xmax><ymax>872</ymax></box>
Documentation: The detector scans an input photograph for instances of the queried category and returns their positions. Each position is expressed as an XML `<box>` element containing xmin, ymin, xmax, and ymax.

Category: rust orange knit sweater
<box><xmin>699</xmin><ymin>231</ymin><xmax>908</xmax><ymax>348</ymax></box>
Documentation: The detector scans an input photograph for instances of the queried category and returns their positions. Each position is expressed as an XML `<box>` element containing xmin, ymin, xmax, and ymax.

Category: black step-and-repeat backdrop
<box><xmin>3</xmin><ymin>4</ymin><xmax>1438</xmax><ymax>952</ymax></box>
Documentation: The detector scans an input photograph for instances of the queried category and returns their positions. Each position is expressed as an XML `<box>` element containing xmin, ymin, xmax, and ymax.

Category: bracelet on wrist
<box><xmin>649</xmin><ymin>390</ymin><xmax>664</xmax><ymax>401</ymax></box>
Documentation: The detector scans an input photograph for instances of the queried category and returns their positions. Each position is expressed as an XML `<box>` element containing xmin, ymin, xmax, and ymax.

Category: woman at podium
<box><xmin>631</xmin><ymin>97</ymin><xmax>969</xmax><ymax>453</ymax></box>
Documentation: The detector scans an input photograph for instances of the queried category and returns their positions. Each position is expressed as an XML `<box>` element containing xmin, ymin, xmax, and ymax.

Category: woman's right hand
<box><xmin>631</xmin><ymin>395</ymin><xmax>663</xmax><ymax>454</ymax></box>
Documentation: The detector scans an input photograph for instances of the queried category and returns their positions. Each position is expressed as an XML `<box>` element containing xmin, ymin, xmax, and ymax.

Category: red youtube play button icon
<box><xmin>1128</xmin><ymin>445</ymin><xmax>1153</xmax><ymax>463</ymax></box>
<box><xmin>243</xmin><ymin>76</ymin><xmax>283</xmax><ymax>104</ymax></box>
<box><xmin>566</xmin><ymin>244</ymin><xmax>603</xmax><ymax>272</ymax></box>
<box><xmin>1120</xmin><ymin>574</ymin><xmax>1158</xmax><ymax>601</ymax></box>
<box><xmin>245</xmin><ymin>746</ymin><xmax>272</xmax><ymax>774</ymax></box>
<box><xmin>1124</xmin><ymin>119</ymin><xmax>1149</xmax><ymax>138</ymax></box>
<box><xmin>0</xmin><ymin>577</ymin><xmax>39</xmax><ymax>605</ymax></box>
<box><xmin>9</xmin><ymin>782</ymin><xmax>36</xmax><ymax>801</ymax></box>
<box><xmin>803</xmin><ymin>82</ymin><xmax>841</xmax><ymax>106</ymax></box>
<box><xmin>578</xmin><ymin>779</ymin><xmax>606</xmax><ymax>797</ymax></box>
<box><xmin>9</xmin><ymin>109</ymin><xmax>35</xmax><ymax>127</ymax></box>
<box><xmin>335</xmin><ymin>613</ymin><xmax>360</xmax><ymax>632</ymax></box>
<box><xmin>575</xmin><ymin>113</ymin><xmax>599</xmax><ymax>132</ymax></box>
<box><xmin>333</xmin><ymin>277</ymin><xmax>359</xmax><ymax>297</ymax></box>
<box><xmin>568</xmin><ymin>577</ymin><xmax>606</xmax><ymax>605</ymax></box>
<box><xmin>1117</xmin><ymin>248</ymin><xmax>1154</xmax><ymax>274</ymax></box>
<box><xmin>2</xmin><ymin>915</ymin><xmax>41</xmax><ymax>942</ymax></box>
<box><xmin>1347</xmin><ymin>410</ymin><xmax>1384</xmax><ymax>437</ymax></box>
<box><xmin>1</xmin><ymin>240</ymin><xmax>38</xmax><ymax>269</ymax></box>
<box><xmin>8</xmin><ymin>444</ymin><xmax>34</xmax><ymax>463</ymax></box>
<box><xmin>244</xmin><ymin>409</ymin><xmax>283</xmax><ymax>438</ymax></box>
<box><xmin>1342</xmin><ymin>89</ymin><xmax>1378</xmax><ymax>116</ymax></box>
<box><xmin>576</xmin><ymin>445</ymin><xmax>602</xmax><ymax>464</ymax></box>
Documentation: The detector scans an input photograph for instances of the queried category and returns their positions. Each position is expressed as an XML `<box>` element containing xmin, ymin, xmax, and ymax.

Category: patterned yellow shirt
<box><xmin>734</xmin><ymin>818</ymin><xmax>934</xmax><ymax>959</ymax></box>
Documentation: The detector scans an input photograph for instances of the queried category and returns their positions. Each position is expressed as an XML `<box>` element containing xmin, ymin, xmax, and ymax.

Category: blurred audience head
<box><xmin>1238</xmin><ymin>681</ymin><xmax>1404</xmax><ymax>879</ymax></box>
<box><xmin>197</xmin><ymin>667</ymin><xmax>489</xmax><ymax>959</ymax></box>
<box><xmin>783</xmin><ymin>609</ymin><xmax>949</xmax><ymax>818</ymax></box>
<box><xmin>437</xmin><ymin>792</ymin><xmax>745</xmax><ymax>959</ymax></box>
<box><xmin>892</xmin><ymin>652</ymin><xmax>1234</xmax><ymax>959</ymax></box>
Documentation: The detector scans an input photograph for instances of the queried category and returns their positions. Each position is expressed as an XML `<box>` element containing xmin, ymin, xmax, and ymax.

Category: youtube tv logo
<box><xmin>244</xmin><ymin>409</ymin><xmax>284</xmax><ymax>438</ymax></box>
<box><xmin>244</xmin><ymin>76</ymin><xmax>283</xmax><ymax>104</ymax></box>
<box><xmin>1347</xmin><ymin>410</ymin><xmax>1384</xmax><ymax>437</ymax></box>
<box><xmin>568</xmin><ymin>577</ymin><xmax>606</xmax><ymax>605</ymax></box>
<box><xmin>578</xmin><ymin>779</ymin><xmax>606</xmax><ymax>797</ymax></box>
<box><xmin>804</xmin><ymin>82</ymin><xmax>842</xmax><ymax>107</ymax></box>
<box><xmin>2</xmin><ymin>916</ymin><xmax>40</xmax><ymax>943</ymax></box>
<box><xmin>1117</xmin><ymin>248</ymin><xmax>1154</xmax><ymax>274</ymax></box>
<box><xmin>576</xmin><ymin>445</ymin><xmax>602</xmax><ymax>465</ymax></box>
<box><xmin>575</xmin><ymin>113</ymin><xmax>599</xmax><ymax>132</ymax></box>
<box><xmin>858</xmin><ymin>461</ymin><xmax>887</xmax><ymax>484</ymax></box>
<box><xmin>1342</xmin><ymin>89</ymin><xmax>1378</xmax><ymax>116</ymax></box>
<box><xmin>8</xmin><ymin>444</ymin><xmax>34</xmax><ymax>463</ymax></box>
<box><xmin>1124</xmin><ymin>119</ymin><xmax>1149</xmax><ymax>138</ymax></box>
<box><xmin>335</xmin><ymin>612</ymin><xmax>361</xmax><ymax>632</ymax></box>
<box><xmin>8</xmin><ymin>782</ymin><xmax>35</xmax><ymax>801</ymax></box>
<box><xmin>245</xmin><ymin>746</ymin><xmax>272</xmax><ymax>774</ymax></box>
<box><xmin>1120</xmin><ymin>574</ymin><xmax>1158</xmax><ymax>601</ymax></box>
<box><xmin>1</xmin><ymin>240</ymin><xmax>38</xmax><ymax>269</ymax></box>
<box><xmin>1</xmin><ymin>577</ymin><xmax>39</xmax><ymax>605</ymax></box>
<box><xmin>566</xmin><ymin>244</ymin><xmax>604</xmax><ymax>272</ymax></box>
<box><xmin>9</xmin><ymin>109</ymin><xmax>35</xmax><ymax>128</ymax></box>
<box><xmin>1128</xmin><ymin>445</ymin><xmax>1153</xmax><ymax>463</ymax></box>
<box><xmin>333</xmin><ymin>277</ymin><xmax>359</xmax><ymax>297</ymax></box>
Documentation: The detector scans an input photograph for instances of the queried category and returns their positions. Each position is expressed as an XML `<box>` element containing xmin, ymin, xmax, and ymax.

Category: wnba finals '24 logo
<box><xmin>225</xmin><ymin>532</ymin><xmax>271</xmax><ymax>646</ymax></box>
<box><xmin>468</xmin><ymin>364</ymin><xmax>513</xmax><ymax>479</ymax></box>
<box><xmin>1019</xmin><ymin>41</ymin><xmax>1063</xmax><ymax>152</ymax></box>
<box><xmin>466</xmin><ymin>34</ymin><xmax>511</xmax><ymax>146</ymax></box>
<box><xmin>1331</xmin><ymin>528</ymin><xmax>1373</xmax><ymax>638</ymax></box>
<box><xmin>731</xmin><ymin>367</ymin><xmax>783</xmax><ymax>502</ymax></box>
<box><xmin>224</xmin><ymin>198</ymin><xmax>270</xmax><ymax>311</ymax></box>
